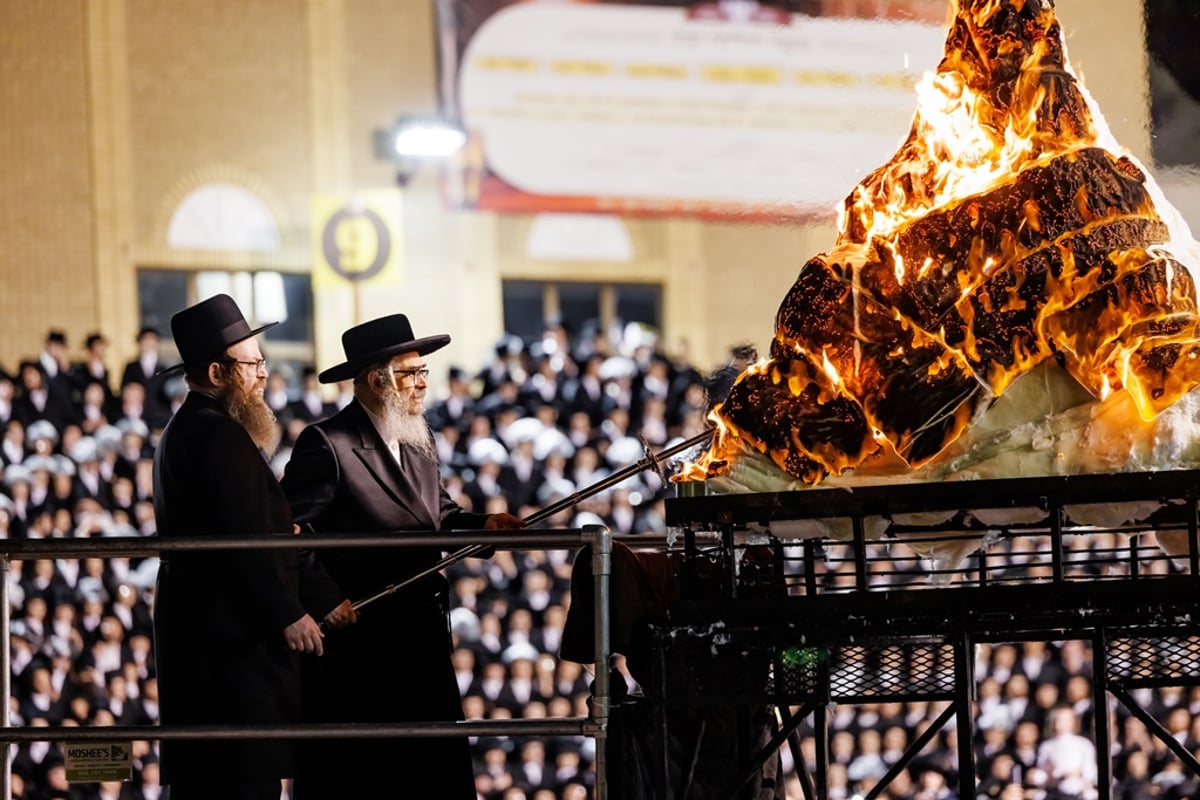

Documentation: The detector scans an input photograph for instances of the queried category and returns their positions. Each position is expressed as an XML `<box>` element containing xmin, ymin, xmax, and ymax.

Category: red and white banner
<box><xmin>436</xmin><ymin>0</ymin><xmax>946</xmax><ymax>222</ymax></box>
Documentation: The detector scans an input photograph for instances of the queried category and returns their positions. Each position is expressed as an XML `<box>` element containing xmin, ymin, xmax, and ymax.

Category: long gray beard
<box><xmin>380</xmin><ymin>388</ymin><xmax>437</xmax><ymax>462</ymax></box>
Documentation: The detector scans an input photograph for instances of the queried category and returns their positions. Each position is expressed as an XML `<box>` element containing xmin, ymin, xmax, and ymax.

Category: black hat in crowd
<box><xmin>163</xmin><ymin>293</ymin><xmax>276</xmax><ymax>376</ymax></box>
<box><xmin>318</xmin><ymin>314</ymin><xmax>450</xmax><ymax>384</ymax></box>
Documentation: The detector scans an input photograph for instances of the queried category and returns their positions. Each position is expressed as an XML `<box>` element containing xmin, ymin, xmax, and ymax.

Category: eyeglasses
<box><xmin>392</xmin><ymin>367</ymin><xmax>430</xmax><ymax>382</ymax></box>
<box><xmin>224</xmin><ymin>358</ymin><xmax>268</xmax><ymax>372</ymax></box>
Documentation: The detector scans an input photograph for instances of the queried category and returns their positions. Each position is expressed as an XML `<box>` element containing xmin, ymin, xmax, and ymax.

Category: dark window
<box><xmin>137</xmin><ymin>270</ymin><xmax>189</xmax><ymax>340</ymax></box>
<box><xmin>1147</xmin><ymin>1</ymin><xmax>1200</xmax><ymax>168</ymax></box>
<box><xmin>615</xmin><ymin>283</ymin><xmax>660</xmax><ymax>330</ymax></box>
<box><xmin>558</xmin><ymin>283</ymin><xmax>602</xmax><ymax>342</ymax></box>
<box><xmin>137</xmin><ymin>269</ymin><xmax>314</xmax><ymax>371</ymax></box>
<box><xmin>502</xmin><ymin>280</ymin><xmax>662</xmax><ymax>344</ymax></box>
<box><xmin>502</xmin><ymin>281</ymin><xmax>544</xmax><ymax>341</ymax></box>
<box><xmin>265</xmin><ymin>273</ymin><xmax>314</xmax><ymax>343</ymax></box>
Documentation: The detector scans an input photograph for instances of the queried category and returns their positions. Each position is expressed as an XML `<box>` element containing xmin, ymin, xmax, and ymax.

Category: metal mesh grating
<box><xmin>656</xmin><ymin>628</ymin><xmax>957</xmax><ymax>705</ymax></box>
<box><xmin>826</xmin><ymin>641</ymin><xmax>956</xmax><ymax>701</ymax></box>
<box><xmin>1107</xmin><ymin>633</ymin><xmax>1200</xmax><ymax>686</ymax></box>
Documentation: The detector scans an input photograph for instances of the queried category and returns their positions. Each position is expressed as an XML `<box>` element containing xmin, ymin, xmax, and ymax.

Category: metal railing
<box><xmin>0</xmin><ymin>524</ymin><xmax>614</xmax><ymax>800</ymax></box>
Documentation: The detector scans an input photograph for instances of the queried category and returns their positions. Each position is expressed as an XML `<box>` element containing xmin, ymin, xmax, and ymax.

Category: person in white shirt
<box><xmin>1036</xmin><ymin>705</ymin><xmax>1098</xmax><ymax>799</ymax></box>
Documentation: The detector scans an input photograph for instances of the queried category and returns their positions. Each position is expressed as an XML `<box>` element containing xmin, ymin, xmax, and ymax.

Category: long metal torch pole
<box><xmin>344</xmin><ymin>428</ymin><xmax>714</xmax><ymax>614</ymax></box>
<box><xmin>523</xmin><ymin>428</ymin><xmax>713</xmax><ymax>526</ymax></box>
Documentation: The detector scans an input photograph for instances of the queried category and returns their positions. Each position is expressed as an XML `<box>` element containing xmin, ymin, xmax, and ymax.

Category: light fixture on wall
<box><xmin>373</xmin><ymin>115</ymin><xmax>466</xmax><ymax>186</ymax></box>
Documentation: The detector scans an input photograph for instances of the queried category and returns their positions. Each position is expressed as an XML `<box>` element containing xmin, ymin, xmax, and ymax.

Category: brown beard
<box><xmin>379</xmin><ymin>381</ymin><xmax>437</xmax><ymax>462</ymax></box>
<box><xmin>223</xmin><ymin>377</ymin><xmax>277</xmax><ymax>451</ymax></box>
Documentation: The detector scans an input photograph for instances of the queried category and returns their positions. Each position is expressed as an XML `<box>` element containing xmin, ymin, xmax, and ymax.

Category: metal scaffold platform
<box><xmin>643</xmin><ymin>470</ymin><xmax>1200</xmax><ymax>800</ymax></box>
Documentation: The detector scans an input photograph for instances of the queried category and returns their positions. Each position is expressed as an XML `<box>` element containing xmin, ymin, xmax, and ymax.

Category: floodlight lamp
<box><xmin>373</xmin><ymin>116</ymin><xmax>467</xmax><ymax>186</ymax></box>
<box><xmin>391</xmin><ymin>119</ymin><xmax>466</xmax><ymax>158</ymax></box>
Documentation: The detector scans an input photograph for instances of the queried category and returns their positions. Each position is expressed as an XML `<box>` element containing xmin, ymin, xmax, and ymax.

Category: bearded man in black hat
<box><xmin>153</xmin><ymin>293</ymin><xmax>324</xmax><ymax>800</ymax></box>
<box><xmin>280</xmin><ymin>313</ymin><xmax>524</xmax><ymax>799</ymax></box>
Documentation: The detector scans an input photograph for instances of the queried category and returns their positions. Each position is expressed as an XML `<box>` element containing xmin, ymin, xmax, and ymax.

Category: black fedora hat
<box><xmin>162</xmin><ymin>294</ymin><xmax>277</xmax><ymax>375</ymax></box>
<box><xmin>319</xmin><ymin>314</ymin><xmax>450</xmax><ymax>384</ymax></box>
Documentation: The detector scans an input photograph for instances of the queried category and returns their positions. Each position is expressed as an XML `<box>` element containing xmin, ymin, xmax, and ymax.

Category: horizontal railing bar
<box><xmin>1</xmin><ymin>530</ymin><xmax>589</xmax><ymax>558</ymax></box>
<box><xmin>0</xmin><ymin>719</ymin><xmax>598</xmax><ymax>744</ymax></box>
<box><xmin>0</xmin><ymin>527</ymin><xmax>617</xmax><ymax>799</ymax></box>
<box><xmin>0</xmin><ymin>531</ymin><xmax>715</xmax><ymax>559</ymax></box>
<box><xmin>667</xmin><ymin>469</ymin><xmax>1200</xmax><ymax>524</ymax></box>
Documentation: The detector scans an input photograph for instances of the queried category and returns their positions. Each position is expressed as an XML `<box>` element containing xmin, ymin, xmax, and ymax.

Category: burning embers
<box><xmin>681</xmin><ymin>0</ymin><xmax>1200</xmax><ymax>489</ymax></box>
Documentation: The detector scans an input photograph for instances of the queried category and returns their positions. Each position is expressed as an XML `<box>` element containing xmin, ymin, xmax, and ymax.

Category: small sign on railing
<box><xmin>63</xmin><ymin>742</ymin><xmax>133</xmax><ymax>783</ymax></box>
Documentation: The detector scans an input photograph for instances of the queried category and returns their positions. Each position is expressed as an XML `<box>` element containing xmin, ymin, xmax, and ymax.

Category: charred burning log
<box><xmin>682</xmin><ymin>0</ymin><xmax>1200</xmax><ymax>488</ymax></box>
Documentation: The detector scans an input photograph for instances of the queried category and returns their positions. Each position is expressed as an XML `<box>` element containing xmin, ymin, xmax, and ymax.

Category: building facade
<box><xmin>0</xmin><ymin>0</ymin><xmax>1153</xmax><ymax>384</ymax></box>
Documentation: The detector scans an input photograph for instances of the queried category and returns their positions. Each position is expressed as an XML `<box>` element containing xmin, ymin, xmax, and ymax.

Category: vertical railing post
<box><xmin>2</xmin><ymin>554</ymin><xmax>11</xmax><ymax>800</ymax></box>
<box><xmin>1188</xmin><ymin>496</ymin><xmax>1200</xmax><ymax>578</ymax></box>
<box><xmin>852</xmin><ymin>516</ymin><xmax>868</xmax><ymax>590</ymax></box>
<box><xmin>1093</xmin><ymin>630</ymin><xmax>1112</xmax><ymax>800</ymax></box>
<box><xmin>954</xmin><ymin>634</ymin><xmax>976</xmax><ymax>799</ymax></box>
<box><xmin>585</xmin><ymin>524</ymin><xmax>612</xmax><ymax>800</ymax></box>
<box><xmin>1049</xmin><ymin>503</ymin><xmax>1065</xmax><ymax>583</ymax></box>
<box><xmin>813</xmin><ymin>702</ymin><xmax>829</xmax><ymax>798</ymax></box>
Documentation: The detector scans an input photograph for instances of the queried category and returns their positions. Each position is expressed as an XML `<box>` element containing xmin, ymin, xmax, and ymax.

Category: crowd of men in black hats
<box><xmin>1</xmin><ymin>323</ymin><xmax>1198</xmax><ymax>799</ymax></box>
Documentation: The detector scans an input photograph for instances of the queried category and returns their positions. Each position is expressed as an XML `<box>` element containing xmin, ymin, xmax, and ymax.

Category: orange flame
<box><xmin>681</xmin><ymin>0</ymin><xmax>1200</xmax><ymax>486</ymax></box>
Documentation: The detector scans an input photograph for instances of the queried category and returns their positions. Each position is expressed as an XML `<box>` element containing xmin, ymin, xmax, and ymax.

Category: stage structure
<box><xmin>651</xmin><ymin>471</ymin><xmax>1200</xmax><ymax>800</ymax></box>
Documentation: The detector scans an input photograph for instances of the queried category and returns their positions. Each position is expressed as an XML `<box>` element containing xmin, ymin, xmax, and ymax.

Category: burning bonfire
<box><xmin>680</xmin><ymin>0</ymin><xmax>1200</xmax><ymax>518</ymax></box>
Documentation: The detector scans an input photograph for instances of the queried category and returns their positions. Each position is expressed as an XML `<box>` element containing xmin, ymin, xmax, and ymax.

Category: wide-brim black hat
<box><xmin>161</xmin><ymin>293</ymin><xmax>276</xmax><ymax>376</ymax></box>
<box><xmin>319</xmin><ymin>314</ymin><xmax>450</xmax><ymax>383</ymax></box>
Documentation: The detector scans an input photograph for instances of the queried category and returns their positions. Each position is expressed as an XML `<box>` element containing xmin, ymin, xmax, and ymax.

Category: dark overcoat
<box><xmin>280</xmin><ymin>399</ymin><xmax>485</xmax><ymax>800</ymax></box>
<box><xmin>153</xmin><ymin>392</ymin><xmax>306</xmax><ymax>786</ymax></box>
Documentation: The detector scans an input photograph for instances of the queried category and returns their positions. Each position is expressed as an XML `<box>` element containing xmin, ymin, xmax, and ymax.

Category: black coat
<box><xmin>152</xmin><ymin>392</ymin><xmax>306</xmax><ymax>786</ymax></box>
<box><xmin>13</xmin><ymin>389</ymin><xmax>76</xmax><ymax>432</ymax></box>
<box><xmin>280</xmin><ymin>399</ymin><xmax>486</xmax><ymax>800</ymax></box>
<box><xmin>69</xmin><ymin>362</ymin><xmax>116</xmax><ymax>406</ymax></box>
<box><xmin>284</xmin><ymin>396</ymin><xmax>337</xmax><ymax>425</ymax></box>
<box><xmin>119</xmin><ymin>360</ymin><xmax>171</xmax><ymax>430</ymax></box>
